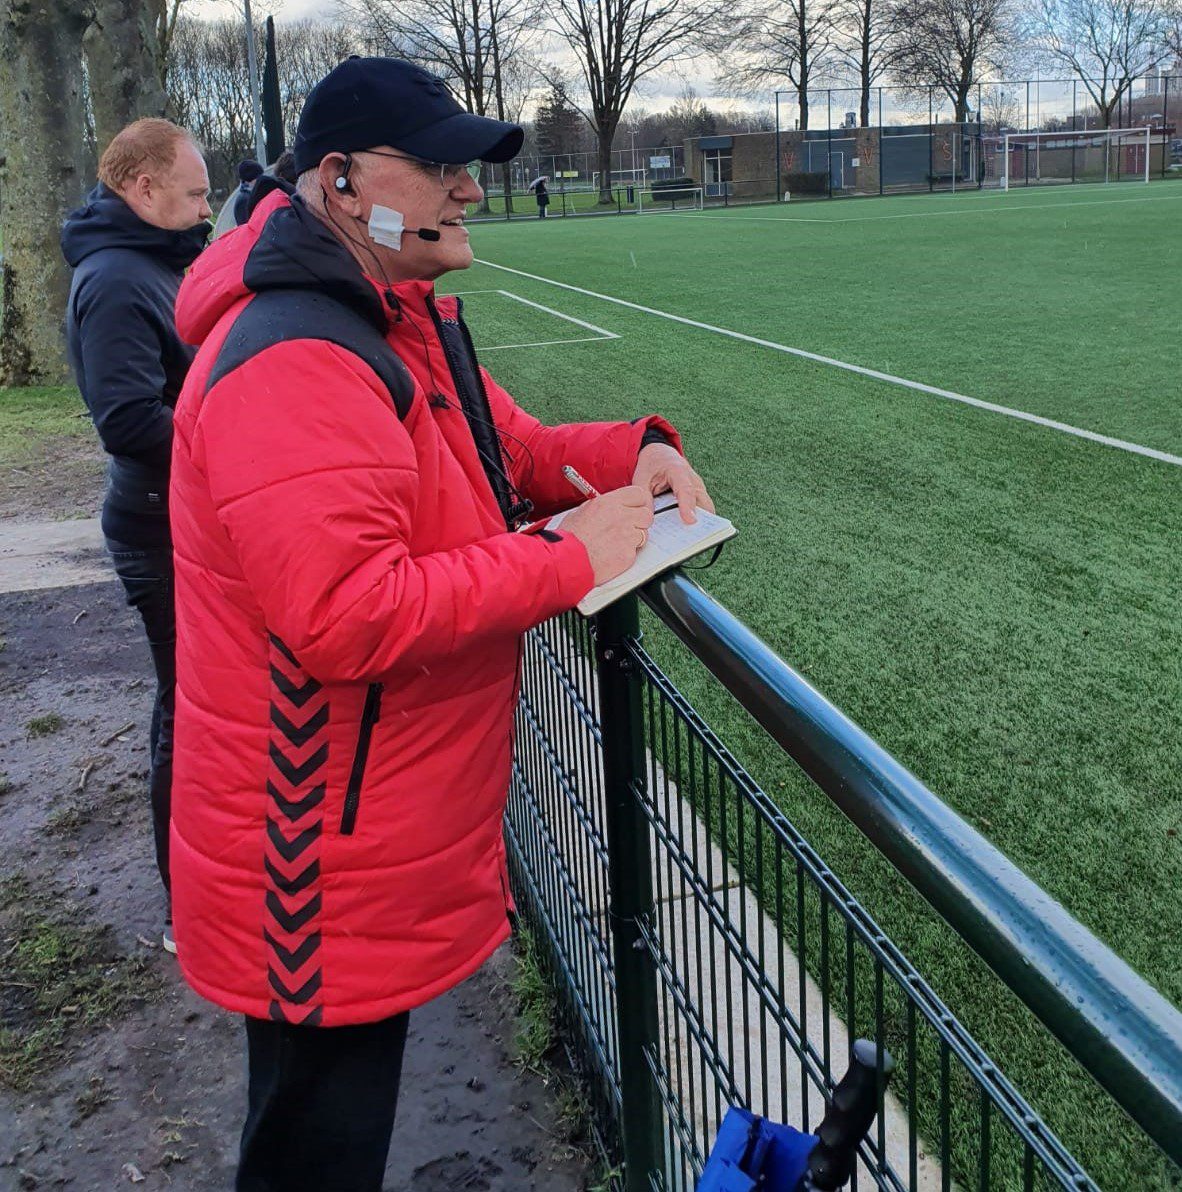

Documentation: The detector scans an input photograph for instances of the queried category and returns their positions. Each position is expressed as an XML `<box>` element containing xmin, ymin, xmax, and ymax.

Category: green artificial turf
<box><xmin>448</xmin><ymin>181</ymin><xmax>1182</xmax><ymax>1187</ymax></box>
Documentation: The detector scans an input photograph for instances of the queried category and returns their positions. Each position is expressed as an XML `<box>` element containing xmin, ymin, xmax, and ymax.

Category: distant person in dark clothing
<box><xmin>60</xmin><ymin>117</ymin><xmax>212</xmax><ymax>954</ymax></box>
<box><xmin>267</xmin><ymin>150</ymin><xmax>298</xmax><ymax>185</ymax></box>
<box><xmin>212</xmin><ymin>158</ymin><xmax>264</xmax><ymax>237</ymax></box>
<box><xmin>233</xmin><ymin>159</ymin><xmax>264</xmax><ymax>222</ymax></box>
<box><xmin>533</xmin><ymin>177</ymin><xmax>549</xmax><ymax>217</ymax></box>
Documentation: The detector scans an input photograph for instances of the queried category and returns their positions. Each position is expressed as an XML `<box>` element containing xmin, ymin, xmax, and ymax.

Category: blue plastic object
<box><xmin>697</xmin><ymin>1106</ymin><xmax>818</xmax><ymax>1191</ymax></box>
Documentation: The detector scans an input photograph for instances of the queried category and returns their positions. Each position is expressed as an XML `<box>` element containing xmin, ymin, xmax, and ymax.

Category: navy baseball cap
<box><xmin>292</xmin><ymin>57</ymin><xmax>523</xmax><ymax>175</ymax></box>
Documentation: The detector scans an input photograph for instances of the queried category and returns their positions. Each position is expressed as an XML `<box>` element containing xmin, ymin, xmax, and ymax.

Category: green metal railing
<box><xmin>506</xmin><ymin>572</ymin><xmax>1182</xmax><ymax>1191</ymax></box>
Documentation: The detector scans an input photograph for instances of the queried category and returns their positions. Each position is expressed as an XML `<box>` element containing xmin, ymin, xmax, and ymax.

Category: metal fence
<box><xmin>747</xmin><ymin>76</ymin><xmax>1181</xmax><ymax>202</ymax></box>
<box><xmin>506</xmin><ymin>572</ymin><xmax>1182</xmax><ymax>1191</ymax></box>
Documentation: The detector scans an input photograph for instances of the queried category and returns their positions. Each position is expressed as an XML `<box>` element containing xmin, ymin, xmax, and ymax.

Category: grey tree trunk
<box><xmin>83</xmin><ymin>0</ymin><xmax>168</xmax><ymax>151</ymax></box>
<box><xmin>0</xmin><ymin>0</ymin><xmax>93</xmax><ymax>385</ymax></box>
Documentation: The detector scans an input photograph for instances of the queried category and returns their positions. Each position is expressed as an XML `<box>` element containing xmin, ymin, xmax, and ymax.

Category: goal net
<box><xmin>592</xmin><ymin>168</ymin><xmax>649</xmax><ymax>190</ymax></box>
<box><xmin>636</xmin><ymin>185</ymin><xmax>705</xmax><ymax>213</ymax></box>
<box><xmin>984</xmin><ymin>127</ymin><xmax>1151</xmax><ymax>189</ymax></box>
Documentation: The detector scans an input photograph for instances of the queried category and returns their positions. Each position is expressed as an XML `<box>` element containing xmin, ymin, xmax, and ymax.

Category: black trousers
<box><xmin>107</xmin><ymin>538</ymin><xmax>175</xmax><ymax>893</ymax></box>
<box><xmin>237</xmin><ymin>1012</ymin><xmax>411</xmax><ymax>1191</ymax></box>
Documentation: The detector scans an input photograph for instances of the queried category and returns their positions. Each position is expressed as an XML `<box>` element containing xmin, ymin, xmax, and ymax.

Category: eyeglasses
<box><xmin>356</xmin><ymin>150</ymin><xmax>482</xmax><ymax>189</ymax></box>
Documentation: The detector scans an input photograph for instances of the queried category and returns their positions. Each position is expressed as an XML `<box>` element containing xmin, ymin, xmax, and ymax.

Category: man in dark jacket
<box><xmin>61</xmin><ymin>117</ymin><xmax>212</xmax><ymax>952</ymax></box>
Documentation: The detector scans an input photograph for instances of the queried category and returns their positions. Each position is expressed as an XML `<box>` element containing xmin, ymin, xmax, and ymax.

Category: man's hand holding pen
<box><xmin>560</xmin><ymin>478</ymin><xmax>655</xmax><ymax>586</ymax></box>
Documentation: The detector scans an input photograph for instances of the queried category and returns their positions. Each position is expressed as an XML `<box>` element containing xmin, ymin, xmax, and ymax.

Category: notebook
<box><xmin>547</xmin><ymin>495</ymin><xmax>736</xmax><ymax>616</ymax></box>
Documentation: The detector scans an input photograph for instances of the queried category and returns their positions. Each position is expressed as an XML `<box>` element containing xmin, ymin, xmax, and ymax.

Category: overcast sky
<box><xmin>185</xmin><ymin>0</ymin><xmax>772</xmax><ymax>116</ymax></box>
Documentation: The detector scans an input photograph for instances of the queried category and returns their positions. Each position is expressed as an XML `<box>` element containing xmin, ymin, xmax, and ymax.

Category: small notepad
<box><xmin>549</xmin><ymin>496</ymin><xmax>736</xmax><ymax>616</ymax></box>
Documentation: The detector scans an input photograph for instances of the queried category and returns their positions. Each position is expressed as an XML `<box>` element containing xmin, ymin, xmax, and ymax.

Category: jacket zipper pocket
<box><xmin>340</xmin><ymin>683</ymin><xmax>383</xmax><ymax>835</ymax></box>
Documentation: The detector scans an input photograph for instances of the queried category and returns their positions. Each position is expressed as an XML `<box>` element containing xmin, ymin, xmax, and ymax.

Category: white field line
<box><xmin>471</xmin><ymin>262</ymin><xmax>1182</xmax><ymax>468</ymax></box>
<box><xmin>480</xmin><ymin>336</ymin><xmax>616</xmax><ymax>351</ymax></box>
<box><xmin>450</xmin><ymin>288</ymin><xmax>619</xmax><ymax>350</ymax></box>
<box><xmin>645</xmin><ymin>190</ymin><xmax>1182</xmax><ymax>225</ymax></box>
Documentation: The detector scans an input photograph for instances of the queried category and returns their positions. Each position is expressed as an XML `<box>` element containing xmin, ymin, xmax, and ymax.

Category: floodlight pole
<box><xmin>242</xmin><ymin>0</ymin><xmax>267</xmax><ymax>164</ymax></box>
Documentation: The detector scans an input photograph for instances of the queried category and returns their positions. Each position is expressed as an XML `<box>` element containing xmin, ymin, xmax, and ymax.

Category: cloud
<box><xmin>187</xmin><ymin>0</ymin><xmax>334</xmax><ymax>20</ymax></box>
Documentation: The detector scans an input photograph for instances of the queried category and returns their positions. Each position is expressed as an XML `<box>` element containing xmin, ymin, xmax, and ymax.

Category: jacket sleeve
<box><xmin>190</xmin><ymin>342</ymin><xmax>595</xmax><ymax>685</ymax></box>
<box><xmin>72</xmin><ymin>272</ymin><xmax>174</xmax><ymax>470</ymax></box>
<box><xmin>479</xmin><ymin>367</ymin><xmax>683</xmax><ymax>517</ymax></box>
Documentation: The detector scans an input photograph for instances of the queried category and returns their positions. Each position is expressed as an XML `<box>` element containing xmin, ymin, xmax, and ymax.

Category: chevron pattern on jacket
<box><xmin>265</xmin><ymin>633</ymin><xmax>328</xmax><ymax>1025</ymax></box>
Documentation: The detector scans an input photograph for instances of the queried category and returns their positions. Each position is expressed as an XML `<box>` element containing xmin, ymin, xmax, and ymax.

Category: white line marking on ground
<box><xmin>645</xmin><ymin>191</ymin><xmax>1182</xmax><ymax>225</ymax></box>
<box><xmin>472</xmin><ymin>261</ymin><xmax>1182</xmax><ymax>468</ymax></box>
<box><xmin>451</xmin><ymin>288</ymin><xmax>618</xmax><ymax>338</ymax></box>
<box><xmin>480</xmin><ymin>336</ymin><xmax>617</xmax><ymax>351</ymax></box>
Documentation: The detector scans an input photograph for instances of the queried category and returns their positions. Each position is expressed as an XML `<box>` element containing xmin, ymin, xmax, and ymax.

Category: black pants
<box><xmin>107</xmin><ymin>538</ymin><xmax>174</xmax><ymax>893</ymax></box>
<box><xmin>237</xmin><ymin>1012</ymin><xmax>411</xmax><ymax>1191</ymax></box>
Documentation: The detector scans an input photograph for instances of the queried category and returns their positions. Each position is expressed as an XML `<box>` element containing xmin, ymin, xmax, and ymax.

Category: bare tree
<box><xmin>276</xmin><ymin>18</ymin><xmax>359</xmax><ymax>136</ymax></box>
<box><xmin>1166</xmin><ymin>0</ymin><xmax>1182</xmax><ymax>60</ymax></box>
<box><xmin>156</xmin><ymin>0</ymin><xmax>190</xmax><ymax>89</ymax></box>
<box><xmin>546</xmin><ymin>0</ymin><xmax>730</xmax><ymax>200</ymax></box>
<box><xmin>979</xmin><ymin>80</ymin><xmax>1024</xmax><ymax>131</ymax></box>
<box><xmin>665</xmin><ymin>86</ymin><xmax>719</xmax><ymax>141</ymax></box>
<box><xmin>165</xmin><ymin>16</ymin><xmax>360</xmax><ymax>191</ymax></box>
<box><xmin>726</xmin><ymin>0</ymin><xmax>839</xmax><ymax>132</ymax></box>
<box><xmin>83</xmin><ymin>0</ymin><xmax>170</xmax><ymax>149</ymax></box>
<box><xmin>889</xmin><ymin>0</ymin><xmax>1013</xmax><ymax>121</ymax></box>
<box><xmin>831</xmin><ymin>0</ymin><xmax>899</xmax><ymax>124</ymax></box>
<box><xmin>167</xmin><ymin>17</ymin><xmax>257</xmax><ymax>190</ymax></box>
<box><xmin>0</xmin><ymin>0</ymin><xmax>93</xmax><ymax>383</ymax></box>
<box><xmin>1024</xmin><ymin>0</ymin><xmax>1170</xmax><ymax>126</ymax></box>
<box><xmin>340</xmin><ymin>0</ymin><xmax>539</xmax><ymax>209</ymax></box>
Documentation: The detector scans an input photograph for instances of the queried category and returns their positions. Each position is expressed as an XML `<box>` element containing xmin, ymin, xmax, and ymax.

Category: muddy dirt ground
<box><xmin>0</xmin><ymin>445</ymin><xmax>592</xmax><ymax>1190</ymax></box>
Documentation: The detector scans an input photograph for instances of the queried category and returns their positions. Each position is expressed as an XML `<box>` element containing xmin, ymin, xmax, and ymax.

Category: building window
<box><xmin>703</xmin><ymin>150</ymin><xmax>733</xmax><ymax>195</ymax></box>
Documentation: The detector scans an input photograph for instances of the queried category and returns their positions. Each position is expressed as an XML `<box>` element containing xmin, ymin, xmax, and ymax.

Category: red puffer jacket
<box><xmin>169</xmin><ymin>187</ymin><xmax>680</xmax><ymax>1026</ymax></box>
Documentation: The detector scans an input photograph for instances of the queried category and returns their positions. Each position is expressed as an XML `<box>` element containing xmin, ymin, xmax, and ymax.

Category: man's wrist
<box><xmin>639</xmin><ymin>426</ymin><xmax>674</xmax><ymax>452</ymax></box>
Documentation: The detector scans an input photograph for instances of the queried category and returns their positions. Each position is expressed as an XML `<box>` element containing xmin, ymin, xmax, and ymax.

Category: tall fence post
<box><xmin>878</xmin><ymin>89</ymin><xmax>884</xmax><ymax>195</ymax></box>
<box><xmin>1164</xmin><ymin>78</ymin><xmax>1171</xmax><ymax>180</ymax></box>
<box><xmin>827</xmin><ymin>91</ymin><xmax>834</xmax><ymax>197</ymax></box>
<box><xmin>775</xmin><ymin>92</ymin><xmax>783</xmax><ymax>201</ymax></box>
<box><xmin>595</xmin><ymin>595</ymin><xmax>663</xmax><ymax>1191</ymax></box>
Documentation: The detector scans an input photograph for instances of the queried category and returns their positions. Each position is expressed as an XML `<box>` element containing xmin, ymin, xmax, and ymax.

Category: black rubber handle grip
<box><xmin>804</xmin><ymin>1039</ymin><xmax>896</xmax><ymax>1191</ymax></box>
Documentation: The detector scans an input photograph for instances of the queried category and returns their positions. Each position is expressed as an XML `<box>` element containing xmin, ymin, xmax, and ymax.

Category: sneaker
<box><xmin>162</xmin><ymin>902</ymin><xmax>177</xmax><ymax>955</ymax></box>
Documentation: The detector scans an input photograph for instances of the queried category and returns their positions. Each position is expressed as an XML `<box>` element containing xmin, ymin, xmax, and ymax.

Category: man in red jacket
<box><xmin>170</xmin><ymin>57</ymin><xmax>712</xmax><ymax>1190</ymax></box>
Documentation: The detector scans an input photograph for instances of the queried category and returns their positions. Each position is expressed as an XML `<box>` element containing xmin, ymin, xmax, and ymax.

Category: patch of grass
<box><xmin>508</xmin><ymin>926</ymin><xmax>619</xmax><ymax>1188</ymax></box>
<box><xmin>26</xmin><ymin>713</ymin><xmax>64</xmax><ymax>738</ymax></box>
<box><xmin>0</xmin><ymin>875</ymin><xmax>163</xmax><ymax>1090</ymax></box>
<box><xmin>477</xmin><ymin>188</ymin><xmax>634</xmax><ymax>219</ymax></box>
<box><xmin>0</xmin><ymin>386</ymin><xmax>87</xmax><ymax>464</ymax></box>
<box><xmin>510</xmin><ymin>924</ymin><xmax>559</xmax><ymax>1075</ymax></box>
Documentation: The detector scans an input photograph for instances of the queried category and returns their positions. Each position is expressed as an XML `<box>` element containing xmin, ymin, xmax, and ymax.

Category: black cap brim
<box><xmin>395</xmin><ymin>111</ymin><xmax>524</xmax><ymax>164</ymax></box>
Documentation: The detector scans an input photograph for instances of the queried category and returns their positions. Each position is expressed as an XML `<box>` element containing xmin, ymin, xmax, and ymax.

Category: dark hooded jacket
<box><xmin>61</xmin><ymin>184</ymin><xmax>209</xmax><ymax>545</ymax></box>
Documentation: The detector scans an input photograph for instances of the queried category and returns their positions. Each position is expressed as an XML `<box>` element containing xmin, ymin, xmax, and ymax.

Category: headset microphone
<box><xmin>406</xmin><ymin>228</ymin><xmax>441</xmax><ymax>241</ymax></box>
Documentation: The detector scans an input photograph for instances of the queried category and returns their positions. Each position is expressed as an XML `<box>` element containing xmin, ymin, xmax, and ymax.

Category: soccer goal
<box><xmin>993</xmin><ymin>127</ymin><xmax>1151</xmax><ymax>189</ymax></box>
<box><xmin>592</xmin><ymin>168</ymin><xmax>649</xmax><ymax>190</ymax></box>
<box><xmin>636</xmin><ymin>185</ymin><xmax>705</xmax><ymax>213</ymax></box>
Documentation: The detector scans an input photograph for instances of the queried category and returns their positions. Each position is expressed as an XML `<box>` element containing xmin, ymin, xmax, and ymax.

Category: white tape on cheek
<box><xmin>368</xmin><ymin>204</ymin><xmax>405</xmax><ymax>250</ymax></box>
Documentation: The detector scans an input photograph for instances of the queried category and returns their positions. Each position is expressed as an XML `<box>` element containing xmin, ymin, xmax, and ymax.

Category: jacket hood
<box><xmin>61</xmin><ymin>183</ymin><xmax>210</xmax><ymax>271</ymax></box>
<box><xmin>176</xmin><ymin>186</ymin><xmax>387</xmax><ymax>348</ymax></box>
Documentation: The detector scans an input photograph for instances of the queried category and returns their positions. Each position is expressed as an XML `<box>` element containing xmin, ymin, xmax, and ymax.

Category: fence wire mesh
<box><xmin>472</xmin><ymin>74</ymin><xmax>1180</xmax><ymax>221</ymax></box>
<box><xmin>504</xmin><ymin>599</ymin><xmax>1174</xmax><ymax>1190</ymax></box>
